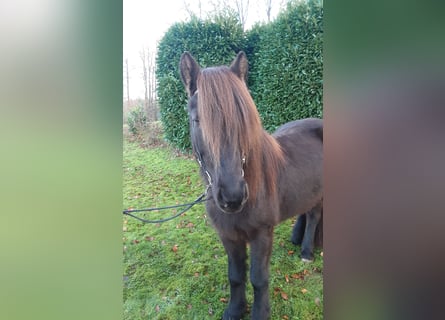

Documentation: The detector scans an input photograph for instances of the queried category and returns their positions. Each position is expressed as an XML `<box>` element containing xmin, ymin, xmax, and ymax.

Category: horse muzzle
<box><xmin>216</xmin><ymin>182</ymin><xmax>249</xmax><ymax>214</ymax></box>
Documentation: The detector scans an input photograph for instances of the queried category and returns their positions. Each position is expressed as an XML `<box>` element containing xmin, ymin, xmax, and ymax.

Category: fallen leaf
<box><xmin>287</xmin><ymin>250</ymin><xmax>294</xmax><ymax>255</ymax></box>
<box><xmin>280</xmin><ymin>292</ymin><xmax>288</xmax><ymax>300</ymax></box>
<box><xmin>301</xmin><ymin>288</ymin><xmax>308</xmax><ymax>294</ymax></box>
<box><xmin>282</xmin><ymin>315</ymin><xmax>289</xmax><ymax>320</ymax></box>
<box><xmin>133</xmin><ymin>239</ymin><xmax>139</xmax><ymax>244</ymax></box>
<box><xmin>315</xmin><ymin>297</ymin><xmax>321</xmax><ymax>306</ymax></box>
<box><xmin>172</xmin><ymin>244</ymin><xmax>178</xmax><ymax>252</ymax></box>
<box><xmin>285</xmin><ymin>274</ymin><xmax>290</xmax><ymax>283</ymax></box>
<box><xmin>155</xmin><ymin>305</ymin><xmax>160</xmax><ymax>312</ymax></box>
<box><xmin>194</xmin><ymin>272</ymin><xmax>200</xmax><ymax>277</ymax></box>
<box><xmin>273</xmin><ymin>287</ymin><xmax>281</xmax><ymax>296</ymax></box>
<box><xmin>320</xmin><ymin>251</ymin><xmax>323</xmax><ymax>257</ymax></box>
<box><xmin>220</xmin><ymin>297</ymin><xmax>228</xmax><ymax>303</ymax></box>
<box><xmin>187</xmin><ymin>304</ymin><xmax>192</xmax><ymax>310</ymax></box>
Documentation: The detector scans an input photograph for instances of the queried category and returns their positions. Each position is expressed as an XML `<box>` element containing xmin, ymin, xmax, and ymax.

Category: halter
<box><xmin>195</xmin><ymin>150</ymin><xmax>212</xmax><ymax>187</ymax></box>
<box><xmin>195</xmin><ymin>151</ymin><xmax>246</xmax><ymax>192</ymax></box>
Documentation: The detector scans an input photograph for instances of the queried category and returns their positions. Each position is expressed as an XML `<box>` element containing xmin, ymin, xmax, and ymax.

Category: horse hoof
<box><xmin>301</xmin><ymin>257</ymin><xmax>313</xmax><ymax>263</ymax></box>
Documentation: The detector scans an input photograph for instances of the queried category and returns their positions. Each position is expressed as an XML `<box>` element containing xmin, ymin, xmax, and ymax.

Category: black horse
<box><xmin>180</xmin><ymin>51</ymin><xmax>323</xmax><ymax>320</ymax></box>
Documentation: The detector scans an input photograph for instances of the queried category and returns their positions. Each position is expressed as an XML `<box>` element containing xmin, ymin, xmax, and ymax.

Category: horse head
<box><xmin>179</xmin><ymin>52</ymin><xmax>250</xmax><ymax>214</ymax></box>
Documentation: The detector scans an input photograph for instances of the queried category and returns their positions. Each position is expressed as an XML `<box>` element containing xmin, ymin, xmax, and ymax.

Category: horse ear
<box><xmin>179</xmin><ymin>52</ymin><xmax>200</xmax><ymax>97</ymax></box>
<box><xmin>230</xmin><ymin>51</ymin><xmax>248</xmax><ymax>83</ymax></box>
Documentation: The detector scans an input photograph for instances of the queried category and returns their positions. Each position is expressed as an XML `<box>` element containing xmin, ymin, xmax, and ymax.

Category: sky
<box><xmin>123</xmin><ymin>0</ymin><xmax>284</xmax><ymax>99</ymax></box>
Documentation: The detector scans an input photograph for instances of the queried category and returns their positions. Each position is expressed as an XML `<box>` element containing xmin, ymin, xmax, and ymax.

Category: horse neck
<box><xmin>245</xmin><ymin>129</ymin><xmax>284</xmax><ymax>203</ymax></box>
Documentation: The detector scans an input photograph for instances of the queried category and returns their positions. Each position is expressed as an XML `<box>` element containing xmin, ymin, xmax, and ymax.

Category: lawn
<box><xmin>123</xmin><ymin>140</ymin><xmax>323</xmax><ymax>319</ymax></box>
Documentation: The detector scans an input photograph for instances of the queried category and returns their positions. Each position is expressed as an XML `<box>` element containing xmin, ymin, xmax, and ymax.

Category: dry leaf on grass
<box><xmin>273</xmin><ymin>287</ymin><xmax>281</xmax><ymax>296</ymax></box>
<box><xmin>280</xmin><ymin>291</ymin><xmax>289</xmax><ymax>300</ymax></box>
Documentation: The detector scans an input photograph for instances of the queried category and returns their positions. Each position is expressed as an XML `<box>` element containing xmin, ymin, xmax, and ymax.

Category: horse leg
<box><xmin>314</xmin><ymin>207</ymin><xmax>323</xmax><ymax>248</ymax></box>
<box><xmin>249</xmin><ymin>226</ymin><xmax>274</xmax><ymax>320</ymax></box>
<box><xmin>220</xmin><ymin>236</ymin><xmax>247</xmax><ymax>320</ymax></box>
<box><xmin>300</xmin><ymin>202</ymin><xmax>322</xmax><ymax>262</ymax></box>
<box><xmin>290</xmin><ymin>213</ymin><xmax>306</xmax><ymax>246</ymax></box>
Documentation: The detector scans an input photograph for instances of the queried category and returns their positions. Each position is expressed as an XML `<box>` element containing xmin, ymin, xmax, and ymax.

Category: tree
<box><xmin>209</xmin><ymin>0</ymin><xmax>250</xmax><ymax>30</ymax></box>
<box><xmin>265</xmin><ymin>0</ymin><xmax>272</xmax><ymax>22</ymax></box>
<box><xmin>140</xmin><ymin>47</ymin><xmax>149</xmax><ymax>115</ymax></box>
<box><xmin>124</xmin><ymin>58</ymin><xmax>130</xmax><ymax>106</ymax></box>
<box><xmin>183</xmin><ymin>0</ymin><xmax>203</xmax><ymax>18</ymax></box>
<box><xmin>140</xmin><ymin>46</ymin><xmax>158</xmax><ymax>122</ymax></box>
<box><xmin>234</xmin><ymin>0</ymin><xmax>249</xmax><ymax>30</ymax></box>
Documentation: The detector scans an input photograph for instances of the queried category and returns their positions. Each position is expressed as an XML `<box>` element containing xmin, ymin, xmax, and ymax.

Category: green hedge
<box><xmin>248</xmin><ymin>0</ymin><xmax>323</xmax><ymax>132</ymax></box>
<box><xmin>156</xmin><ymin>0</ymin><xmax>323</xmax><ymax>150</ymax></box>
<box><xmin>156</xmin><ymin>15</ymin><xmax>245</xmax><ymax>150</ymax></box>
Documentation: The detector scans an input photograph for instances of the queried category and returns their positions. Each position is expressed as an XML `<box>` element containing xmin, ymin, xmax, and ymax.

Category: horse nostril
<box><xmin>217</xmin><ymin>186</ymin><xmax>246</xmax><ymax>213</ymax></box>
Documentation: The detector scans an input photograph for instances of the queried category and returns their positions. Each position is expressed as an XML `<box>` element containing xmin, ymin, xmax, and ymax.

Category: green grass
<box><xmin>123</xmin><ymin>140</ymin><xmax>323</xmax><ymax>319</ymax></box>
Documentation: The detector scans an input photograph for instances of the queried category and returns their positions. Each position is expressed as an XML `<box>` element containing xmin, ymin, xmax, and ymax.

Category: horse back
<box><xmin>274</xmin><ymin>118</ymin><xmax>322</xmax><ymax>141</ymax></box>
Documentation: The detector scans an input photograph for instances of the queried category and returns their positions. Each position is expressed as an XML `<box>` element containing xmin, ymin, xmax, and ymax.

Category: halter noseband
<box><xmin>195</xmin><ymin>151</ymin><xmax>212</xmax><ymax>187</ymax></box>
<box><xmin>195</xmin><ymin>151</ymin><xmax>246</xmax><ymax>190</ymax></box>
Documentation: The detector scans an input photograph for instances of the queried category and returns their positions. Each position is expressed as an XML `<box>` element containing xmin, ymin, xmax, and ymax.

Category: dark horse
<box><xmin>179</xmin><ymin>51</ymin><xmax>323</xmax><ymax>320</ymax></box>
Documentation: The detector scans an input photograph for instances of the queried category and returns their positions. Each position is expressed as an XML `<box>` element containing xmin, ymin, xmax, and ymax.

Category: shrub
<box><xmin>156</xmin><ymin>14</ymin><xmax>246</xmax><ymax>151</ymax></box>
<box><xmin>126</xmin><ymin>104</ymin><xmax>147</xmax><ymax>135</ymax></box>
<box><xmin>248</xmin><ymin>0</ymin><xmax>323</xmax><ymax>132</ymax></box>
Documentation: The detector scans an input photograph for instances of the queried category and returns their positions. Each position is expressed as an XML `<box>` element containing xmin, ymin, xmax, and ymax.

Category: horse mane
<box><xmin>197</xmin><ymin>66</ymin><xmax>284</xmax><ymax>202</ymax></box>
